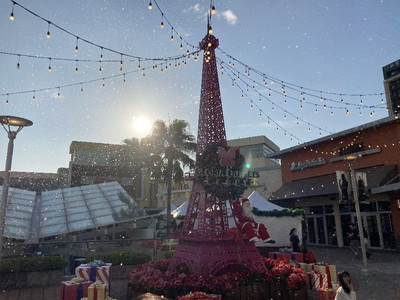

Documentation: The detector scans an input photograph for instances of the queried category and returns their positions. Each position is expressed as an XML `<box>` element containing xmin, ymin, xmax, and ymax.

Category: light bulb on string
<box><xmin>48</xmin><ymin>58</ymin><xmax>52</xmax><ymax>72</ymax></box>
<box><xmin>208</xmin><ymin>25</ymin><xmax>213</xmax><ymax>34</ymax></box>
<box><xmin>381</xmin><ymin>98</ymin><xmax>384</xmax><ymax>104</ymax></box>
<box><xmin>123</xmin><ymin>74</ymin><xmax>126</xmax><ymax>83</ymax></box>
<box><xmin>323</xmin><ymin>104</ymin><xmax>327</xmax><ymax>109</ymax></box>
<box><xmin>137</xmin><ymin>60</ymin><xmax>141</xmax><ymax>71</ymax></box>
<box><xmin>80</xmin><ymin>84</ymin><xmax>84</xmax><ymax>93</ymax></box>
<box><xmin>102</xmin><ymin>78</ymin><xmax>106</xmax><ymax>88</ymax></box>
<box><xmin>160</xmin><ymin>13</ymin><xmax>164</xmax><ymax>28</ymax></box>
<box><xmin>186</xmin><ymin>49</ymin><xmax>190</xmax><ymax>56</ymax></box>
<box><xmin>359</xmin><ymin>95</ymin><xmax>363</xmax><ymax>104</ymax></box>
<box><xmin>74</xmin><ymin>37</ymin><xmax>79</xmax><ymax>52</ymax></box>
<box><xmin>9</xmin><ymin>3</ymin><xmax>15</xmax><ymax>21</ymax></box>
<box><xmin>345</xmin><ymin>109</ymin><xmax>349</xmax><ymax>116</ymax></box>
<box><xmin>57</xmin><ymin>87</ymin><xmax>61</xmax><ymax>98</ymax></box>
<box><xmin>211</xmin><ymin>4</ymin><xmax>216</xmax><ymax>15</ymax></box>
<box><xmin>16</xmin><ymin>55</ymin><xmax>21</xmax><ymax>69</ymax></box>
<box><xmin>99</xmin><ymin>47</ymin><xmax>104</xmax><ymax>61</ymax></box>
<box><xmin>320</xmin><ymin>95</ymin><xmax>324</xmax><ymax>102</ymax></box>
<box><xmin>99</xmin><ymin>61</ymin><xmax>103</xmax><ymax>72</ymax></box>
<box><xmin>5</xmin><ymin>94</ymin><xmax>9</xmax><ymax>104</ymax></box>
<box><xmin>179</xmin><ymin>38</ymin><xmax>183</xmax><ymax>50</ymax></box>
<box><xmin>75</xmin><ymin>60</ymin><xmax>79</xmax><ymax>72</ymax></box>
<box><xmin>32</xmin><ymin>91</ymin><xmax>36</xmax><ymax>101</ymax></box>
<box><xmin>46</xmin><ymin>22</ymin><xmax>51</xmax><ymax>38</ymax></box>
<box><xmin>170</xmin><ymin>28</ymin><xmax>174</xmax><ymax>41</ymax></box>
<box><xmin>148</xmin><ymin>1</ymin><xmax>153</xmax><ymax>10</ymax></box>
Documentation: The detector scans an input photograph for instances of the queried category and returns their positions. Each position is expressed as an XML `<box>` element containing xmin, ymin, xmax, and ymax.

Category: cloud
<box><xmin>189</xmin><ymin>4</ymin><xmax>201</xmax><ymax>13</ymax></box>
<box><xmin>221</xmin><ymin>10</ymin><xmax>237</xmax><ymax>25</ymax></box>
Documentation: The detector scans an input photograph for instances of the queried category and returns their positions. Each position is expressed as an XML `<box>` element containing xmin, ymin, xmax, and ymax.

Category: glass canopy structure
<box><xmin>0</xmin><ymin>181</ymin><xmax>146</xmax><ymax>240</ymax></box>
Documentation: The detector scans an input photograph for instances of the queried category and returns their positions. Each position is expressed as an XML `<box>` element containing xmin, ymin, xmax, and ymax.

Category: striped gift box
<box><xmin>75</xmin><ymin>263</ymin><xmax>112</xmax><ymax>290</ymax></box>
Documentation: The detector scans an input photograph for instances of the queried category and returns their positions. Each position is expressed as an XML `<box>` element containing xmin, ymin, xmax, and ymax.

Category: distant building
<box><xmin>68</xmin><ymin>141</ymin><xmax>155</xmax><ymax>207</ymax></box>
<box><xmin>0</xmin><ymin>171</ymin><xmax>61</xmax><ymax>192</ymax></box>
<box><xmin>157</xmin><ymin>135</ymin><xmax>282</xmax><ymax>208</ymax></box>
<box><xmin>269</xmin><ymin>116</ymin><xmax>400</xmax><ymax>250</ymax></box>
<box><xmin>383</xmin><ymin>59</ymin><xmax>400</xmax><ymax>116</ymax></box>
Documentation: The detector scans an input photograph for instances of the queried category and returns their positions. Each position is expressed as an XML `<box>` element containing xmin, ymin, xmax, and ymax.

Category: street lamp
<box><xmin>0</xmin><ymin>116</ymin><xmax>33</xmax><ymax>260</ymax></box>
<box><xmin>343</xmin><ymin>154</ymin><xmax>368</xmax><ymax>272</ymax></box>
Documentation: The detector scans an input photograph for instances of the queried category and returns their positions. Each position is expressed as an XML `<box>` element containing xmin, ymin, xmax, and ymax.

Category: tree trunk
<box><xmin>166</xmin><ymin>157</ymin><xmax>173</xmax><ymax>237</ymax></box>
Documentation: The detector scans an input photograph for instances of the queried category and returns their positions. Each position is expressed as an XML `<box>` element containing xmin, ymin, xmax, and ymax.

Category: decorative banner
<box><xmin>355</xmin><ymin>171</ymin><xmax>368</xmax><ymax>201</ymax></box>
<box><xmin>336</xmin><ymin>171</ymin><xmax>352</xmax><ymax>202</ymax></box>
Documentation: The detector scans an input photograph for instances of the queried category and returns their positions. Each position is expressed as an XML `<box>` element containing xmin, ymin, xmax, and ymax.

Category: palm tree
<box><xmin>124</xmin><ymin>119</ymin><xmax>196</xmax><ymax>236</ymax></box>
<box><xmin>146</xmin><ymin>119</ymin><xmax>196</xmax><ymax>236</ymax></box>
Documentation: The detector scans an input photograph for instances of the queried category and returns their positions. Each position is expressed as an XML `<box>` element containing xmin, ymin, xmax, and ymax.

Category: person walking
<box><xmin>347</xmin><ymin>223</ymin><xmax>360</xmax><ymax>258</ymax></box>
<box><xmin>289</xmin><ymin>228</ymin><xmax>302</xmax><ymax>252</ymax></box>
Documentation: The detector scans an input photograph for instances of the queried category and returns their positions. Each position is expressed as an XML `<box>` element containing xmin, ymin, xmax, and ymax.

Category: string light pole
<box><xmin>0</xmin><ymin>116</ymin><xmax>33</xmax><ymax>261</ymax></box>
<box><xmin>343</xmin><ymin>154</ymin><xmax>368</xmax><ymax>272</ymax></box>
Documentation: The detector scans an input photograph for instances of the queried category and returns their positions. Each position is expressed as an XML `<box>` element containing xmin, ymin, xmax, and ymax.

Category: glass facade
<box><xmin>0</xmin><ymin>181</ymin><xmax>146</xmax><ymax>240</ymax></box>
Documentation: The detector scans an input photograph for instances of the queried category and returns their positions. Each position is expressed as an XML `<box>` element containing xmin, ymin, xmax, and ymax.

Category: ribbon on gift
<box><xmin>88</xmin><ymin>280</ymin><xmax>107</xmax><ymax>300</ymax></box>
<box><xmin>314</xmin><ymin>264</ymin><xmax>332</xmax><ymax>288</ymax></box>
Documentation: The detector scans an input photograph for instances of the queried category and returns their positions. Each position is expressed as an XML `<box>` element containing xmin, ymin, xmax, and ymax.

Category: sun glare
<box><xmin>132</xmin><ymin>116</ymin><xmax>152</xmax><ymax>136</ymax></box>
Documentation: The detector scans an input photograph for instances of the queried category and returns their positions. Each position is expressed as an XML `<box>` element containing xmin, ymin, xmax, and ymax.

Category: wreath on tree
<box><xmin>195</xmin><ymin>144</ymin><xmax>250</xmax><ymax>200</ymax></box>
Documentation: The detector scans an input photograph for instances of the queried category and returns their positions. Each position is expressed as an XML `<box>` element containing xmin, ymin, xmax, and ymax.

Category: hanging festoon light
<box><xmin>148</xmin><ymin>1</ymin><xmax>153</xmax><ymax>10</ymax></box>
<box><xmin>46</xmin><ymin>22</ymin><xmax>51</xmax><ymax>38</ymax></box>
<box><xmin>74</xmin><ymin>37</ymin><xmax>79</xmax><ymax>52</ymax></box>
<box><xmin>5</xmin><ymin>94</ymin><xmax>9</xmax><ymax>104</ymax></box>
<box><xmin>32</xmin><ymin>91</ymin><xmax>36</xmax><ymax>101</ymax></box>
<box><xmin>208</xmin><ymin>25</ymin><xmax>213</xmax><ymax>34</ymax></box>
<box><xmin>170</xmin><ymin>28</ymin><xmax>174</xmax><ymax>41</ymax></box>
<box><xmin>211</xmin><ymin>4</ymin><xmax>217</xmax><ymax>15</ymax></box>
<box><xmin>75</xmin><ymin>60</ymin><xmax>79</xmax><ymax>72</ymax></box>
<box><xmin>160</xmin><ymin>13</ymin><xmax>165</xmax><ymax>28</ymax></box>
<box><xmin>99</xmin><ymin>61</ymin><xmax>103</xmax><ymax>72</ymax></box>
<box><xmin>57</xmin><ymin>87</ymin><xmax>61</xmax><ymax>98</ymax></box>
<box><xmin>99</xmin><ymin>47</ymin><xmax>104</xmax><ymax>61</ymax></box>
<box><xmin>179</xmin><ymin>37</ymin><xmax>183</xmax><ymax>50</ymax></box>
<box><xmin>137</xmin><ymin>60</ymin><xmax>141</xmax><ymax>71</ymax></box>
<box><xmin>80</xmin><ymin>84</ymin><xmax>84</xmax><ymax>93</ymax></box>
<box><xmin>48</xmin><ymin>58</ymin><xmax>52</xmax><ymax>72</ymax></box>
<box><xmin>9</xmin><ymin>2</ymin><xmax>15</xmax><ymax>21</ymax></box>
<box><xmin>16</xmin><ymin>55</ymin><xmax>21</xmax><ymax>69</ymax></box>
<box><xmin>120</xmin><ymin>55</ymin><xmax>124</xmax><ymax>72</ymax></box>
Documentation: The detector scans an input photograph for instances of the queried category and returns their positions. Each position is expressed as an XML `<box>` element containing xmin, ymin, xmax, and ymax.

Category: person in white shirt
<box><xmin>335</xmin><ymin>271</ymin><xmax>356</xmax><ymax>300</ymax></box>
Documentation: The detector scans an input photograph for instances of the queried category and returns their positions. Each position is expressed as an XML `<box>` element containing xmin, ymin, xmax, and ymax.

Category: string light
<box><xmin>32</xmin><ymin>91</ymin><xmax>36</xmax><ymax>101</ymax></box>
<box><xmin>99</xmin><ymin>47</ymin><xmax>104</xmax><ymax>61</ymax></box>
<box><xmin>208</xmin><ymin>25</ymin><xmax>213</xmax><ymax>34</ymax></box>
<box><xmin>16</xmin><ymin>55</ymin><xmax>21</xmax><ymax>69</ymax></box>
<box><xmin>211</xmin><ymin>5</ymin><xmax>216</xmax><ymax>15</ymax></box>
<box><xmin>6</xmin><ymin>94</ymin><xmax>9</xmax><ymax>104</ymax></box>
<box><xmin>75</xmin><ymin>60</ymin><xmax>78</xmax><ymax>72</ymax></box>
<box><xmin>74</xmin><ymin>37</ymin><xmax>79</xmax><ymax>52</ymax></box>
<box><xmin>9</xmin><ymin>3</ymin><xmax>15</xmax><ymax>21</ymax></box>
<box><xmin>148</xmin><ymin>1</ymin><xmax>153</xmax><ymax>10</ymax></box>
<box><xmin>57</xmin><ymin>87</ymin><xmax>61</xmax><ymax>98</ymax></box>
<box><xmin>46</xmin><ymin>22</ymin><xmax>51</xmax><ymax>38</ymax></box>
<box><xmin>48</xmin><ymin>58</ymin><xmax>52</xmax><ymax>72</ymax></box>
<box><xmin>99</xmin><ymin>61</ymin><xmax>102</xmax><ymax>72</ymax></box>
<box><xmin>170</xmin><ymin>28</ymin><xmax>174</xmax><ymax>41</ymax></box>
<box><xmin>80</xmin><ymin>84</ymin><xmax>84</xmax><ymax>93</ymax></box>
<box><xmin>160</xmin><ymin>13</ymin><xmax>165</xmax><ymax>28</ymax></box>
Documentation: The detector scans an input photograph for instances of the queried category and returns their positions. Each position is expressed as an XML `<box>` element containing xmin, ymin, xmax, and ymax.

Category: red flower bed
<box><xmin>128</xmin><ymin>258</ymin><xmax>307</xmax><ymax>298</ymax></box>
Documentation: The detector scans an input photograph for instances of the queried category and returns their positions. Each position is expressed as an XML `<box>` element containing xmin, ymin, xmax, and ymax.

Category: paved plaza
<box><xmin>308</xmin><ymin>246</ymin><xmax>400</xmax><ymax>300</ymax></box>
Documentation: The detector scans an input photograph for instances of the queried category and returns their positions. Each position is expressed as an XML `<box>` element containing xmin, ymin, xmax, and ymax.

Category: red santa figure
<box><xmin>232</xmin><ymin>198</ymin><xmax>275</xmax><ymax>243</ymax></box>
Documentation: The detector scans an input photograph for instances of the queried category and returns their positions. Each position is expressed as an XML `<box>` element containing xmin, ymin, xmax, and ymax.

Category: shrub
<box><xmin>0</xmin><ymin>256</ymin><xmax>68</xmax><ymax>273</ymax></box>
<box><xmin>85</xmin><ymin>251</ymin><xmax>151</xmax><ymax>266</ymax></box>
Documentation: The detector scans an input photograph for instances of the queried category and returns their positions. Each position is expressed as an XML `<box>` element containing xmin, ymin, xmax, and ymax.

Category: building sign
<box><xmin>290</xmin><ymin>157</ymin><xmax>326</xmax><ymax>171</ymax></box>
<box><xmin>338</xmin><ymin>142</ymin><xmax>365</xmax><ymax>157</ymax></box>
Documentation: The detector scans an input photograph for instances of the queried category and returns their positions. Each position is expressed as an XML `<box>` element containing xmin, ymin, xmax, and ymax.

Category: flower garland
<box><xmin>195</xmin><ymin>144</ymin><xmax>250</xmax><ymax>201</ymax></box>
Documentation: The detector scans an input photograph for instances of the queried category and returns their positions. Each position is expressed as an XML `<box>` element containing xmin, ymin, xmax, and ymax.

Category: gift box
<box><xmin>299</xmin><ymin>262</ymin><xmax>314</xmax><ymax>272</ymax></box>
<box><xmin>60</xmin><ymin>278</ymin><xmax>92</xmax><ymax>300</ymax></box>
<box><xmin>318</xmin><ymin>287</ymin><xmax>336</xmax><ymax>300</ymax></box>
<box><xmin>75</xmin><ymin>263</ymin><xmax>112</xmax><ymax>290</ymax></box>
<box><xmin>312</xmin><ymin>264</ymin><xmax>336</xmax><ymax>287</ymax></box>
<box><xmin>87</xmin><ymin>280</ymin><xmax>107</xmax><ymax>300</ymax></box>
<box><xmin>290</xmin><ymin>252</ymin><xmax>304</xmax><ymax>262</ymax></box>
<box><xmin>308</xmin><ymin>272</ymin><xmax>328</xmax><ymax>291</ymax></box>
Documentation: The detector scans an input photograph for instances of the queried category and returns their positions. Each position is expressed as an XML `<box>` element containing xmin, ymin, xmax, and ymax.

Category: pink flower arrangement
<box><xmin>128</xmin><ymin>258</ymin><xmax>307</xmax><ymax>298</ymax></box>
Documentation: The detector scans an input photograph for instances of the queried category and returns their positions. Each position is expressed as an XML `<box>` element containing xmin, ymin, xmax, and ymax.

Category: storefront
<box><xmin>268</xmin><ymin>116</ymin><xmax>400</xmax><ymax>250</ymax></box>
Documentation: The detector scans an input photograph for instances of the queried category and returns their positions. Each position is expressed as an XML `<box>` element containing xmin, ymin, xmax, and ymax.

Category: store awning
<box><xmin>270</xmin><ymin>164</ymin><xmax>398</xmax><ymax>201</ymax></box>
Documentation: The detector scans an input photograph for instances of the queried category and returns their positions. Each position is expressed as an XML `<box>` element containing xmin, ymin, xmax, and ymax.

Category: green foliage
<box><xmin>252</xmin><ymin>207</ymin><xmax>305</xmax><ymax>218</ymax></box>
<box><xmin>164</xmin><ymin>250</ymin><xmax>175</xmax><ymax>259</ymax></box>
<box><xmin>85</xmin><ymin>251</ymin><xmax>151</xmax><ymax>266</ymax></box>
<box><xmin>0</xmin><ymin>256</ymin><xmax>68</xmax><ymax>273</ymax></box>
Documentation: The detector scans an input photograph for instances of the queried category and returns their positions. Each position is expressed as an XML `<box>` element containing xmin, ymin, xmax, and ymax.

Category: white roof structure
<box><xmin>171</xmin><ymin>201</ymin><xmax>188</xmax><ymax>218</ymax></box>
<box><xmin>0</xmin><ymin>181</ymin><xmax>146</xmax><ymax>240</ymax></box>
<box><xmin>247</xmin><ymin>190</ymin><xmax>284</xmax><ymax>211</ymax></box>
<box><xmin>160</xmin><ymin>203</ymin><xmax>177</xmax><ymax>216</ymax></box>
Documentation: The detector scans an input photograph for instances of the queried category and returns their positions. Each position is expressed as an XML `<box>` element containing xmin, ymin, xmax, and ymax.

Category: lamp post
<box><xmin>0</xmin><ymin>116</ymin><xmax>33</xmax><ymax>260</ymax></box>
<box><xmin>343</xmin><ymin>154</ymin><xmax>368</xmax><ymax>272</ymax></box>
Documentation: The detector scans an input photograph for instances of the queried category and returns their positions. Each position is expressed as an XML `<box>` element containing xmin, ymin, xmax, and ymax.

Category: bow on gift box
<box><xmin>89</xmin><ymin>260</ymin><xmax>106</xmax><ymax>267</ymax></box>
<box><xmin>227</xmin><ymin>227</ymin><xmax>243</xmax><ymax>243</ymax></box>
